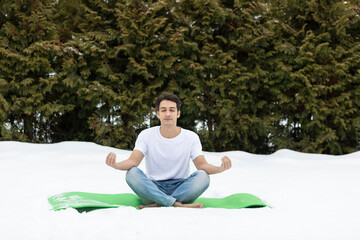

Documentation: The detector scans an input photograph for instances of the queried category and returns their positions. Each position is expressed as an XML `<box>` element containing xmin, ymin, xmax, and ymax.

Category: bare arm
<box><xmin>193</xmin><ymin>155</ymin><xmax>232</xmax><ymax>175</ymax></box>
<box><xmin>105</xmin><ymin>150</ymin><xmax>144</xmax><ymax>171</ymax></box>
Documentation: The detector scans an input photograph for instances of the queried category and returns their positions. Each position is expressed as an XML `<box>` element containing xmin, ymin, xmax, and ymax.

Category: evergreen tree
<box><xmin>69</xmin><ymin>0</ymin><xmax>182</xmax><ymax>149</ymax></box>
<box><xmin>1</xmin><ymin>0</ymin><xmax>358</xmax><ymax>154</ymax></box>
<box><xmin>270</xmin><ymin>0</ymin><xmax>360</xmax><ymax>154</ymax></box>
<box><xmin>0</xmin><ymin>0</ymin><xmax>74</xmax><ymax>142</ymax></box>
<box><xmin>174</xmin><ymin>0</ymin><xmax>275</xmax><ymax>153</ymax></box>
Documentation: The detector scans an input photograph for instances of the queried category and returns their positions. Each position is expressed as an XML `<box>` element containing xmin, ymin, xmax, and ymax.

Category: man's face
<box><xmin>157</xmin><ymin>100</ymin><xmax>180</xmax><ymax>127</ymax></box>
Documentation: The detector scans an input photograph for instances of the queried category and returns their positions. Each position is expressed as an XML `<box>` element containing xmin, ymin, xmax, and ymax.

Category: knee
<box><xmin>196</xmin><ymin>170</ymin><xmax>210</xmax><ymax>187</ymax></box>
<box><xmin>125</xmin><ymin>167</ymin><xmax>141</xmax><ymax>184</ymax></box>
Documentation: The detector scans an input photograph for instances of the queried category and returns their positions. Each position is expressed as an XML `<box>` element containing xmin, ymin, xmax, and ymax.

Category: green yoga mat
<box><xmin>48</xmin><ymin>192</ymin><xmax>268</xmax><ymax>212</ymax></box>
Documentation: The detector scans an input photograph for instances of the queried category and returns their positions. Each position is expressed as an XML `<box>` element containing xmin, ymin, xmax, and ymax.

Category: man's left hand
<box><xmin>218</xmin><ymin>156</ymin><xmax>232</xmax><ymax>173</ymax></box>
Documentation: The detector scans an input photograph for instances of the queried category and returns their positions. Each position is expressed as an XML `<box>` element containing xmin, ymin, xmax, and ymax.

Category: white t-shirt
<box><xmin>134</xmin><ymin>126</ymin><xmax>203</xmax><ymax>181</ymax></box>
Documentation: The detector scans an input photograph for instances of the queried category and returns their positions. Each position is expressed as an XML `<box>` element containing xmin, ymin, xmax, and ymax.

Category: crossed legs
<box><xmin>125</xmin><ymin>167</ymin><xmax>210</xmax><ymax>208</ymax></box>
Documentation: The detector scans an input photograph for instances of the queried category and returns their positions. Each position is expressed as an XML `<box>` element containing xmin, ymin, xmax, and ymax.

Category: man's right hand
<box><xmin>105</xmin><ymin>150</ymin><xmax>144</xmax><ymax>171</ymax></box>
<box><xmin>106</xmin><ymin>152</ymin><xmax>118</xmax><ymax>169</ymax></box>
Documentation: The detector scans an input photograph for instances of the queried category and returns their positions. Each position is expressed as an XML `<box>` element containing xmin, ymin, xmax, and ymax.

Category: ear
<box><xmin>156</xmin><ymin>111</ymin><xmax>160</xmax><ymax>119</ymax></box>
<box><xmin>177</xmin><ymin>110</ymin><xmax>181</xmax><ymax>118</ymax></box>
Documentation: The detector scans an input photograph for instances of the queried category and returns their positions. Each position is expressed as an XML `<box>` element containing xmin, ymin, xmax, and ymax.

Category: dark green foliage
<box><xmin>0</xmin><ymin>0</ymin><xmax>359</xmax><ymax>154</ymax></box>
<box><xmin>269</xmin><ymin>0</ymin><xmax>360</xmax><ymax>154</ymax></box>
<box><xmin>0</xmin><ymin>0</ymin><xmax>75</xmax><ymax>142</ymax></box>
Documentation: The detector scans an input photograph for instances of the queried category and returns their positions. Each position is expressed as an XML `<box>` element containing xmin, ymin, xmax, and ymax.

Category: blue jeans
<box><xmin>126</xmin><ymin>167</ymin><xmax>210</xmax><ymax>207</ymax></box>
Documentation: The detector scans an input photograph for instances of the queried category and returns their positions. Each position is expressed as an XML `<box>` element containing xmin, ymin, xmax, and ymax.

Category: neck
<box><xmin>160</xmin><ymin>125</ymin><xmax>181</xmax><ymax>138</ymax></box>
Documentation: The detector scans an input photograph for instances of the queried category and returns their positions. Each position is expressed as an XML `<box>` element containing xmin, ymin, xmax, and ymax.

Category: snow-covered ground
<box><xmin>0</xmin><ymin>141</ymin><xmax>359</xmax><ymax>240</ymax></box>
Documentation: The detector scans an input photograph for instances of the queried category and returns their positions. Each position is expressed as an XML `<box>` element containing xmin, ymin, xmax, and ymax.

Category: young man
<box><xmin>106</xmin><ymin>93</ymin><xmax>231</xmax><ymax>208</ymax></box>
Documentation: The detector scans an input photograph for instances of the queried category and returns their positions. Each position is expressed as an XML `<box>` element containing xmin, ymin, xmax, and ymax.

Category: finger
<box><xmin>225</xmin><ymin>159</ymin><xmax>230</xmax><ymax>169</ymax></box>
<box><xmin>106</xmin><ymin>152</ymin><xmax>116</xmax><ymax>165</ymax></box>
<box><xmin>221</xmin><ymin>157</ymin><xmax>226</xmax><ymax>169</ymax></box>
<box><xmin>222</xmin><ymin>156</ymin><xmax>231</xmax><ymax>169</ymax></box>
<box><xmin>106</xmin><ymin>152</ymin><xmax>113</xmax><ymax>159</ymax></box>
<box><xmin>110</xmin><ymin>154</ymin><xmax>116</xmax><ymax>166</ymax></box>
<box><xmin>106</xmin><ymin>153</ymin><xmax>112</xmax><ymax>164</ymax></box>
<box><xmin>224</xmin><ymin>156</ymin><xmax>231</xmax><ymax>169</ymax></box>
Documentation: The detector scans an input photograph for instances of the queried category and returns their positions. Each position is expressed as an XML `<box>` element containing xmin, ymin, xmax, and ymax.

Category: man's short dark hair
<box><xmin>155</xmin><ymin>93</ymin><xmax>182</xmax><ymax>111</ymax></box>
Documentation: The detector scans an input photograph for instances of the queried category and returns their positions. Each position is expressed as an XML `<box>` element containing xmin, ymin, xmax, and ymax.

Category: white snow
<box><xmin>0</xmin><ymin>141</ymin><xmax>359</xmax><ymax>240</ymax></box>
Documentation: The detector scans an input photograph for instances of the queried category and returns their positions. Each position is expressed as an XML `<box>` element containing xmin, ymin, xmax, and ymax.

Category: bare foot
<box><xmin>173</xmin><ymin>202</ymin><xmax>204</xmax><ymax>208</ymax></box>
<box><xmin>137</xmin><ymin>203</ymin><xmax>161</xmax><ymax>209</ymax></box>
<box><xmin>137</xmin><ymin>202</ymin><xmax>204</xmax><ymax>209</ymax></box>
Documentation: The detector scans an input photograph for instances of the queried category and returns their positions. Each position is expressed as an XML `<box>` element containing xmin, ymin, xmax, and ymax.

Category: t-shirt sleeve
<box><xmin>133</xmin><ymin>130</ymin><xmax>148</xmax><ymax>155</ymax></box>
<box><xmin>191</xmin><ymin>133</ymin><xmax>203</xmax><ymax>160</ymax></box>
